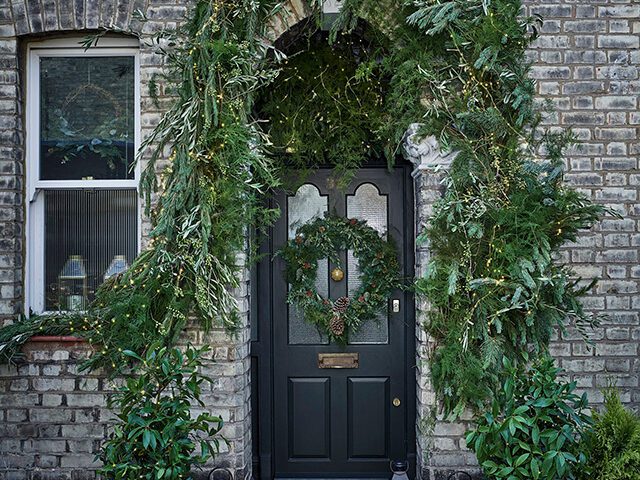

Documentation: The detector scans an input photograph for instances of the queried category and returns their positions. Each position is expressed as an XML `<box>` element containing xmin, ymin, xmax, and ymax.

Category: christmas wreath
<box><xmin>279</xmin><ymin>215</ymin><xmax>401</xmax><ymax>343</ymax></box>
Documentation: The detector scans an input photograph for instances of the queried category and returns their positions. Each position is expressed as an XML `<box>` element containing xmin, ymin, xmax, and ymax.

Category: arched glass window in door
<box><xmin>287</xmin><ymin>184</ymin><xmax>329</xmax><ymax>344</ymax></box>
<box><xmin>347</xmin><ymin>183</ymin><xmax>389</xmax><ymax>344</ymax></box>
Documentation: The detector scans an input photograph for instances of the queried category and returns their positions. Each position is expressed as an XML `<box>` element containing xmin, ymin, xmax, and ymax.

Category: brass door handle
<box><xmin>393</xmin><ymin>397</ymin><xmax>401</xmax><ymax>407</ymax></box>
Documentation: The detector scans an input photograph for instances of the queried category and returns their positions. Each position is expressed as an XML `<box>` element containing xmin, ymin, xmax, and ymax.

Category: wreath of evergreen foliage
<box><xmin>279</xmin><ymin>215</ymin><xmax>401</xmax><ymax>343</ymax></box>
<box><xmin>0</xmin><ymin>0</ymin><xmax>605</xmax><ymax>423</ymax></box>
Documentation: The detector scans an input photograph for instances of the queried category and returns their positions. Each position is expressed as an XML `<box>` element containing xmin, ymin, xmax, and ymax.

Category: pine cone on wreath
<box><xmin>333</xmin><ymin>296</ymin><xmax>350</xmax><ymax>313</ymax></box>
<box><xmin>329</xmin><ymin>315</ymin><xmax>345</xmax><ymax>337</ymax></box>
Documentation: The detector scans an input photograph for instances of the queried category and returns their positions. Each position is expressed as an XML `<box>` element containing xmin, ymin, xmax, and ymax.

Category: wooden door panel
<box><xmin>348</xmin><ymin>377</ymin><xmax>390</xmax><ymax>459</ymax></box>
<box><xmin>288</xmin><ymin>378</ymin><xmax>331</xmax><ymax>459</ymax></box>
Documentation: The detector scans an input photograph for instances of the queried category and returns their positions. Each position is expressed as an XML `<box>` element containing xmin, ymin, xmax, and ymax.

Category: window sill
<box><xmin>21</xmin><ymin>336</ymin><xmax>93</xmax><ymax>362</ymax></box>
<box><xmin>29</xmin><ymin>335</ymin><xmax>87</xmax><ymax>343</ymax></box>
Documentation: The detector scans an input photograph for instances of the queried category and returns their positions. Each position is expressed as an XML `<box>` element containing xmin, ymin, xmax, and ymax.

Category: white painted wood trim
<box><xmin>25</xmin><ymin>38</ymin><xmax>142</xmax><ymax>314</ymax></box>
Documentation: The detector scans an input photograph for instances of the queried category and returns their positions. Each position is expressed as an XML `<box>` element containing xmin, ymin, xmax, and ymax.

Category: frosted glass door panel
<box><xmin>287</xmin><ymin>184</ymin><xmax>329</xmax><ymax>345</ymax></box>
<box><xmin>347</xmin><ymin>183</ymin><xmax>389</xmax><ymax>344</ymax></box>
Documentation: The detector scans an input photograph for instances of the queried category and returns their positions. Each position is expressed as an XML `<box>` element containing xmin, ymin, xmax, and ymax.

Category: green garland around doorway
<box><xmin>279</xmin><ymin>215</ymin><xmax>401</xmax><ymax>343</ymax></box>
<box><xmin>0</xmin><ymin>0</ymin><xmax>605</xmax><ymax>419</ymax></box>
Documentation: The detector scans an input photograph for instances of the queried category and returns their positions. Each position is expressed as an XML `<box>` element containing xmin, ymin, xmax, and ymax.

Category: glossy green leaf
<box><xmin>515</xmin><ymin>453</ymin><xmax>530</xmax><ymax>467</ymax></box>
<box><xmin>530</xmin><ymin>457</ymin><xmax>540</xmax><ymax>479</ymax></box>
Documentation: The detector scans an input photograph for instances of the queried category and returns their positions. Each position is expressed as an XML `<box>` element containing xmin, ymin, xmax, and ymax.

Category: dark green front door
<box><xmin>254</xmin><ymin>167</ymin><xmax>415</xmax><ymax>479</ymax></box>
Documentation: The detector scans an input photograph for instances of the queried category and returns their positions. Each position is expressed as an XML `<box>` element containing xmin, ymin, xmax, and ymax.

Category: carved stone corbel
<box><xmin>402</xmin><ymin>123</ymin><xmax>458</xmax><ymax>178</ymax></box>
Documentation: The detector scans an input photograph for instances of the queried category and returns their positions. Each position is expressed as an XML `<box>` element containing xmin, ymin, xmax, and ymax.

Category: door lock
<box><xmin>392</xmin><ymin>299</ymin><xmax>400</xmax><ymax>313</ymax></box>
<box><xmin>393</xmin><ymin>397</ymin><xmax>401</xmax><ymax>407</ymax></box>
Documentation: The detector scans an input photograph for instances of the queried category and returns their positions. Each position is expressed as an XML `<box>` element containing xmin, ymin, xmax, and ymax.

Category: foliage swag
<box><xmin>0</xmin><ymin>0</ymin><xmax>603</xmax><ymax>423</ymax></box>
<box><xmin>279</xmin><ymin>215</ymin><xmax>401</xmax><ymax>343</ymax></box>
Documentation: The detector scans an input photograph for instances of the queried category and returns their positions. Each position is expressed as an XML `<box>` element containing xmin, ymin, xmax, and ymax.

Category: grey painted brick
<box><xmin>29</xmin><ymin>408</ymin><xmax>73</xmax><ymax>423</ymax></box>
<box><xmin>598</xmin><ymin>35</ymin><xmax>639</xmax><ymax>49</ymax></box>
<box><xmin>529</xmin><ymin>5</ymin><xmax>572</xmax><ymax>17</ymax></box>
<box><xmin>60</xmin><ymin>454</ymin><xmax>100</xmax><ymax>468</ymax></box>
<box><xmin>596</xmin><ymin>343</ymin><xmax>638</xmax><ymax>356</ymax></box>
<box><xmin>596</xmin><ymin>128</ymin><xmax>636</xmax><ymax>141</ymax></box>
<box><xmin>594</xmin><ymin>96</ymin><xmax>637</xmax><ymax>110</ymax></box>
<box><xmin>563</xmin><ymin>359</ymin><xmax>606</xmax><ymax>373</ymax></box>
<box><xmin>574</xmin><ymin>35</ymin><xmax>595</xmax><ymax>49</ymax></box>
<box><xmin>599</xmin><ymin>6</ymin><xmax>640</xmax><ymax>18</ymax></box>
<box><xmin>564</xmin><ymin>20</ymin><xmax>607</xmax><ymax>33</ymax></box>
<box><xmin>606</xmin><ymin>358</ymin><xmax>631</xmax><ymax>373</ymax></box>
<box><xmin>597</xmin><ymin>66</ymin><xmax>638</xmax><ymax>80</ymax></box>
<box><xmin>32</xmin><ymin>378</ymin><xmax>76</xmax><ymax>391</ymax></box>
<box><xmin>529</xmin><ymin>66</ymin><xmax>571</xmax><ymax>79</ymax></box>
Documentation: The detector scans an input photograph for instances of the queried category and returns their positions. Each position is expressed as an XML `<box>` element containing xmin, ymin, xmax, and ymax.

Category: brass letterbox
<box><xmin>318</xmin><ymin>352</ymin><xmax>359</xmax><ymax>369</ymax></box>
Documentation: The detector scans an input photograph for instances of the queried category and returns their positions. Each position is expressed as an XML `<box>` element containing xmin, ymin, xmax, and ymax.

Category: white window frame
<box><xmin>25</xmin><ymin>37</ymin><xmax>141</xmax><ymax>314</ymax></box>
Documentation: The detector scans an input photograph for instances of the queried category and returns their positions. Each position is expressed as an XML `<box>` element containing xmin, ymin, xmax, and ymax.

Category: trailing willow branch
<box><xmin>81</xmin><ymin>0</ymin><xmax>286</xmax><ymax>371</ymax></box>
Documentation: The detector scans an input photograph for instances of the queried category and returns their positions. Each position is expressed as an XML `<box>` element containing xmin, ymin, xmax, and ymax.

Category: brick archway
<box><xmin>262</xmin><ymin>0</ymin><xmax>401</xmax><ymax>46</ymax></box>
<box><xmin>7</xmin><ymin>0</ymin><xmax>146</xmax><ymax>36</ymax></box>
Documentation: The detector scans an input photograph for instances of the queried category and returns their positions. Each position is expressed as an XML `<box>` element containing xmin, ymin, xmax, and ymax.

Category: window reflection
<box><xmin>40</xmin><ymin>56</ymin><xmax>135</xmax><ymax>180</ymax></box>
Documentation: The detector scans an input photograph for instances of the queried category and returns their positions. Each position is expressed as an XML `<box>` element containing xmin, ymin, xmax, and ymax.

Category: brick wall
<box><xmin>0</xmin><ymin>0</ymin><xmax>638</xmax><ymax>479</ymax></box>
<box><xmin>0</xmin><ymin>340</ymin><xmax>112</xmax><ymax>478</ymax></box>
<box><xmin>524</xmin><ymin>0</ymin><xmax>640</xmax><ymax>407</ymax></box>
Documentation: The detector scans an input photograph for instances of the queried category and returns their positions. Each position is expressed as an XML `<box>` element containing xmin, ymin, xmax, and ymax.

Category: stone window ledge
<box><xmin>29</xmin><ymin>336</ymin><xmax>87</xmax><ymax>343</ymax></box>
<box><xmin>22</xmin><ymin>336</ymin><xmax>93</xmax><ymax>360</ymax></box>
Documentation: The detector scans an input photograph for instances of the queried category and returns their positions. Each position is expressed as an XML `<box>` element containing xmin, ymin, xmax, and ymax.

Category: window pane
<box><xmin>44</xmin><ymin>189</ymin><xmax>137</xmax><ymax>311</ymax></box>
<box><xmin>40</xmin><ymin>56</ymin><xmax>135</xmax><ymax>180</ymax></box>
<box><xmin>287</xmin><ymin>184</ymin><xmax>329</xmax><ymax>345</ymax></box>
<box><xmin>347</xmin><ymin>183</ymin><xmax>389</xmax><ymax>344</ymax></box>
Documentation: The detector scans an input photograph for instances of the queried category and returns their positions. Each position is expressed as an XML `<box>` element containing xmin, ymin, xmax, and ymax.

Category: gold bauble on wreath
<box><xmin>331</xmin><ymin>267</ymin><xmax>345</xmax><ymax>282</ymax></box>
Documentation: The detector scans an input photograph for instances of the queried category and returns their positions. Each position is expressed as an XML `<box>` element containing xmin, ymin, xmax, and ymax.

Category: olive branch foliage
<box><xmin>0</xmin><ymin>0</ymin><xmax>605</xmax><ymax>423</ymax></box>
<box><xmin>0</xmin><ymin>1</ymin><xmax>288</xmax><ymax>370</ymax></box>
<box><xmin>75</xmin><ymin>0</ymin><xmax>293</xmax><ymax>371</ymax></box>
<box><xmin>381</xmin><ymin>0</ymin><xmax>605</xmax><ymax>416</ymax></box>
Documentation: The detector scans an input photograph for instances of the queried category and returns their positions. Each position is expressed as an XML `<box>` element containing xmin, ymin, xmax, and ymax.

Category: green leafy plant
<box><xmin>467</xmin><ymin>356</ymin><xmax>591</xmax><ymax>480</ymax></box>
<box><xmin>372</xmin><ymin>0</ymin><xmax>605</xmax><ymax>415</ymax></box>
<box><xmin>257</xmin><ymin>28</ymin><xmax>389</xmax><ymax>186</ymax></box>
<box><xmin>98</xmin><ymin>345</ymin><xmax>223</xmax><ymax>480</ymax></box>
<box><xmin>578</xmin><ymin>388</ymin><xmax>640</xmax><ymax>480</ymax></box>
